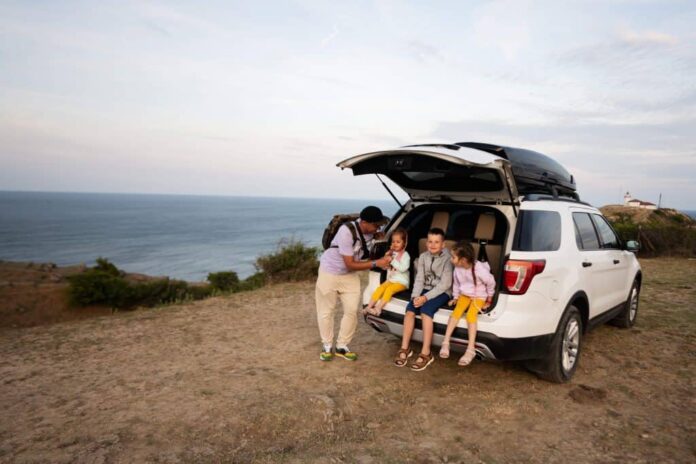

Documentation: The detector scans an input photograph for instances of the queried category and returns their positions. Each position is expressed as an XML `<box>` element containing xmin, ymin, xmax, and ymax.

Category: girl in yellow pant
<box><xmin>365</xmin><ymin>228</ymin><xmax>410</xmax><ymax>316</ymax></box>
<box><xmin>368</xmin><ymin>281</ymin><xmax>407</xmax><ymax>314</ymax></box>
<box><xmin>439</xmin><ymin>241</ymin><xmax>496</xmax><ymax>366</ymax></box>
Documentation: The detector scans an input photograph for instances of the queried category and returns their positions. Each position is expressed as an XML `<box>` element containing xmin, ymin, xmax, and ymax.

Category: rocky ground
<box><xmin>0</xmin><ymin>258</ymin><xmax>694</xmax><ymax>463</ymax></box>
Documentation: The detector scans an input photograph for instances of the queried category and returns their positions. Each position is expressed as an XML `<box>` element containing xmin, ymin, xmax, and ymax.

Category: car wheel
<box><xmin>527</xmin><ymin>305</ymin><xmax>582</xmax><ymax>383</ymax></box>
<box><xmin>610</xmin><ymin>280</ymin><xmax>640</xmax><ymax>328</ymax></box>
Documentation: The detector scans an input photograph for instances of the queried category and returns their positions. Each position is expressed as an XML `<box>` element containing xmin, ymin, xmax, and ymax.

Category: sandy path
<box><xmin>1</xmin><ymin>259</ymin><xmax>694</xmax><ymax>463</ymax></box>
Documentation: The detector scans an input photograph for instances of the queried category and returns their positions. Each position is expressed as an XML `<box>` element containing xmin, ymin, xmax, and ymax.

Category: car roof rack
<box><xmin>522</xmin><ymin>193</ymin><xmax>592</xmax><ymax>206</ymax></box>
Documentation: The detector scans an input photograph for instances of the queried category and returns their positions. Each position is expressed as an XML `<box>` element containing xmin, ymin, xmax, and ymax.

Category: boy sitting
<box><xmin>394</xmin><ymin>227</ymin><xmax>453</xmax><ymax>371</ymax></box>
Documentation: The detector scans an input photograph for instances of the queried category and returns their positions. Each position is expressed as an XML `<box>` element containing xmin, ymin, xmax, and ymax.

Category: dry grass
<box><xmin>1</xmin><ymin>258</ymin><xmax>694</xmax><ymax>463</ymax></box>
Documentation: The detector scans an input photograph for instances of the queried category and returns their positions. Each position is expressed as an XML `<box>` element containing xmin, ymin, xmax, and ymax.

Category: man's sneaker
<box><xmin>320</xmin><ymin>345</ymin><xmax>334</xmax><ymax>361</ymax></box>
<box><xmin>335</xmin><ymin>346</ymin><xmax>358</xmax><ymax>361</ymax></box>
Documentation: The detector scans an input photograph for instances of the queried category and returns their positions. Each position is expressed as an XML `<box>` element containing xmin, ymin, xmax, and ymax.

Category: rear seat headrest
<box><xmin>430</xmin><ymin>211</ymin><xmax>449</xmax><ymax>231</ymax></box>
<box><xmin>418</xmin><ymin>211</ymin><xmax>451</xmax><ymax>255</ymax></box>
<box><xmin>474</xmin><ymin>213</ymin><xmax>496</xmax><ymax>241</ymax></box>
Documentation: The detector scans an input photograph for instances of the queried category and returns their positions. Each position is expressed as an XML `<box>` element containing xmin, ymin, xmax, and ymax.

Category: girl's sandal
<box><xmin>410</xmin><ymin>352</ymin><xmax>435</xmax><ymax>371</ymax></box>
<box><xmin>394</xmin><ymin>348</ymin><xmax>413</xmax><ymax>367</ymax></box>
<box><xmin>458</xmin><ymin>349</ymin><xmax>476</xmax><ymax>367</ymax></box>
<box><xmin>439</xmin><ymin>341</ymin><xmax>450</xmax><ymax>359</ymax></box>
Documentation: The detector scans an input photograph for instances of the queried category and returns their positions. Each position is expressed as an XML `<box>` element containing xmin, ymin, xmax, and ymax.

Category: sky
<box><xmin>1</xmin><ymin>0</ymin><xmax>695</xmax><ymax>209</ymax></box>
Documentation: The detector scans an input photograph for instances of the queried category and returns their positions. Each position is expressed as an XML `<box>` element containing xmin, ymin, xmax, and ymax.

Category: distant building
<box><xmin>623</xmin><ymin>192</ymin><xmax>657</xmax><ymax>210</ymax></box>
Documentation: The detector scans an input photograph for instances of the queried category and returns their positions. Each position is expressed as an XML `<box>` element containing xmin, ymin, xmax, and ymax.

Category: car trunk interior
<box><xmin>375</xmin><ymin>203</ymin><xmax>510</xmax><ymax>307</ymax></box>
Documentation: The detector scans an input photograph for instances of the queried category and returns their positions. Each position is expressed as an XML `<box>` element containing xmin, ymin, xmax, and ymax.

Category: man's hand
<box><xmin>375</xmin><ymin>256</ymin><xmax>392</xmax><ymax>269</ymax></box>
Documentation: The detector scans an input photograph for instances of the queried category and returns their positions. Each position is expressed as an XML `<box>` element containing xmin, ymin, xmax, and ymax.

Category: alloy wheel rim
<box><xmin>629</xmin><ymin>287</ymin><xmax>639</xmax><ymax>322</ymax></box>
<box><xmin>562</xmin><ymin>319</ymin><xmax>580</xmax><ymax>372</ymax></box>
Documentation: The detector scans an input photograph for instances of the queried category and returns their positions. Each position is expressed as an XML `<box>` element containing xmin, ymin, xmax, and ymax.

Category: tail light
<box><xmin>504</xmin><ymin>259</ymin><xmax>546</xmax><ymax>295</ymax></box>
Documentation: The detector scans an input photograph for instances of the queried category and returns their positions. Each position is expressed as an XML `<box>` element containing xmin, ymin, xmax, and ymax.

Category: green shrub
<box><xmin>188</xmin><ymin>284</ymin><xmax>216</xmax><ymax>300</ymax></box>
<box><xmin>67</xmin><ymin>269</ymin><xmax>131</xmax><ymax>307</ymax></box>
<box><xmin>237</xmin><ymin>271</ymin><xmax>267</xmax><ymax>291</ymax></box>
<box><xmin>69</xmin><ymin>259</ymin><xmax>215</xmax><ymax>309</ymax></box>
<box><xmin>605</xmin><ymin>218</ymin><xmax>696</xmax><ymax>257</ymax></box>
<box><xmin>68</xmin><ymin>242</ymin><xmax>322</xmax><ymax>311</ymax></box>
<box><xmin>636</xmin><ymin>225</ymin><xmax>696</xmax><ymax>257</ymax></box>
<box><xmin>207</xmin><ymin>271</ymin><xmax>240</xmax><ymax>291</ymax></box>
<box><xmin>94</xmin><ymin>257</ymin><xmax>121</xmax><ymax>276</ymax></box>
<box><xmin>129</xmin><ymin>279</ymin><xmax>203</xmax><ymax>307</ymax></box>
<box><xmin>255</xmin><ymin>239</ymin><xmax>319</xmax><ymax>283</ymax></box>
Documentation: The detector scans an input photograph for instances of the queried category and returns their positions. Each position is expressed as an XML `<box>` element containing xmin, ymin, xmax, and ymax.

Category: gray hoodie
<box><xmin>411</xmin><ymin>248</ymin><xmax>454</xmax><ymax>300</ymax></box>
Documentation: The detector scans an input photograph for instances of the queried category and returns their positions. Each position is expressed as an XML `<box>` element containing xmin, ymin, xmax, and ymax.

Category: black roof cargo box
<box><xmin>455</xmin><ymin>142</ymin><xmax>577</xmax><ymax>199</ymax></box>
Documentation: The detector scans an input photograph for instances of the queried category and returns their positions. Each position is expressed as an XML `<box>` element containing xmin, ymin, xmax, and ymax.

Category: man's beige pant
<box><xmin>315</xmin><ymin>270</ymin><xmax>361</xmax><ymax>347</ymax></box>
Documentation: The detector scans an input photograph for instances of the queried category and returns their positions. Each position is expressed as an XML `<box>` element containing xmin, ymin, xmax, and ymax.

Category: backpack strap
<box><xmin>351</xmin><ymin>221</ymin><xmax>370</xmax><ymax>260</ymax></box>
<box><xmin>330</xmin><ymin>221</ymin><xmax>370</xmax><ymax>260</ymax></box>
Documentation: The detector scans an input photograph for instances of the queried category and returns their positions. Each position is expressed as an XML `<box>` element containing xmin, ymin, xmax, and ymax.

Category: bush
<box><xmin>605</xmin><ymin>219</ymin><xmax>696</xmax><ymax>257</ymax></box>
<box><xmin>94</xmin><ymin>257</ymin><xmax>121</xmax><ymax>276</ymax></box>
<box><xmin>207</xmin><ymin>271</ymin><xmax>240</xmax><ymax>291</ymax></box>
<box><xmin>237</xmin><ymin>272</ymin><xmax>266</xmax><ymax>291</ymax></box>
<box><xmin>68</xmin><ymin>259</ymin><xmax>214</xmax><ymax>309</ymax></box>
<box><xmin>636</xmin><ymin>225</ymin><xmax>696</xmax><ymax>257</ymax></box>
<box><xmin>68</xmin><ymin>269</ymin><xmax>131</xmax><ymax>307</ymax></box>
<box><xmin>68</xmin><ymin>242</ymin><xmax>321</xmax><ymax>311</ymax></box>
<box><xmin>255</xmin><ymin>239</ymin><xmax>319</xmax><ymax>283</ymax></box>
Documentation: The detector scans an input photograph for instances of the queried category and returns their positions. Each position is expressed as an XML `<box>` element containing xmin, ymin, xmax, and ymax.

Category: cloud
<box><xmin>618</xmin><ymin>27</ymin><xmax>678</xmax><ymax>46</ymax></box>
<box><xmin>406</xmin><ymin>41</ymin><xmax>444</xmax><ymax>63</ymax></box>
<box><xmin>321</xmin><ymin>25</ymin><xmax>339</xmax><ymax>46</ymax></box>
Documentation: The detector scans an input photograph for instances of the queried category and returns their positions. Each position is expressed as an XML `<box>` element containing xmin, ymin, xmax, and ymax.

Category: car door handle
<box><xmin>582</xmin><ymin>262</ymin><xmax>592</xmax><ymax>267</ymax></box>
<box><xmin>613</xmin><ymin>259</ymin><xmax>620</xmax><ymax>264</ymax></box>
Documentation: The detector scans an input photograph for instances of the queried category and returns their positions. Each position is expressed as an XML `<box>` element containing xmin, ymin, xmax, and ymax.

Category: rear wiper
<box><xmin>376</xmin><ymin>174</ymin><xmax>404</xmax><ymax>209</ymax></box>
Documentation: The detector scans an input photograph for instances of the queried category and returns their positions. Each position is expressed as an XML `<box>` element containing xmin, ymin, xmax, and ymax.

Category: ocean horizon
<box><xmin>0</xmin><ymin>191</ymin><xmax>397</xmax><ymax>281</ymax></box>
<box><xmin>1</xmin><ymin>190</ymin><xmax>694</xmax><ymax>282</ymax></box>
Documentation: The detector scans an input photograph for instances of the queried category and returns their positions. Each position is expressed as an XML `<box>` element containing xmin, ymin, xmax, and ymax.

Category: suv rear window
<box><xmin>513</xmin><ymin>210</ymin><xmax>561</xmax><ymax>251</ymax></box>
<box><xmin>573</xmin><ymin>212</ymin><xmax>600</xmax><ymax>250</ymax></box>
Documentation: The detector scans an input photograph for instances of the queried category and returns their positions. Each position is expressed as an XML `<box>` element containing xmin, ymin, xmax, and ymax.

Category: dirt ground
<box><xmin>1</xmin><ymin>258</ymin><xmax>694</xmax><ymax>463</ymax></box>
<box><xmin>0</xmin><ymin>261</ymin><xmax>167</xmax><ymax>329</ymax></box>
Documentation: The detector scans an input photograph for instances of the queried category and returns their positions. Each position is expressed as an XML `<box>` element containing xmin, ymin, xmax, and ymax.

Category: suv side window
<box><xmin>591</xmin><ymin>214</ymin><xmax>621</xmax><ymax>249</ymax></box>
<box><xmin>573</xmin><ymin>212</ymin><xmax>600</xmax><ymax>250</ymax></box>
<box><xmin>513</xmin><ymin>210</ymin><xmax>561</xmax><ymax>251</ymax></box>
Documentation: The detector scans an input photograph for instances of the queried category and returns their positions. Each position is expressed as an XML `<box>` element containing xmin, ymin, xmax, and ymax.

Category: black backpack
<box><xmin>322</xmin><ymin>214</ymin><xmax>370</xmax><ymax>260</ymax></box>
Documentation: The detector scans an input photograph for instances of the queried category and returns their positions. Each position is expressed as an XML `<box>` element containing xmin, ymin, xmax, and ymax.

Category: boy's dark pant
<box><xmin>405</xmin><ymin>290</ymin><xmax>449</xmax><ymax>318</ymax></box>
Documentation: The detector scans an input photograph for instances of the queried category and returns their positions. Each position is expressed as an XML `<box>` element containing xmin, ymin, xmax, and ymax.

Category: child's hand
<box><xmin>413</xmin><ymin>296</ymin><xmax>427</xmax><ymax>308</ymax></box>
<box><xmin>375</xmin><ymin>256</ymin><xmax>391</xmax><ymax>269</ymax></box>
<box><xmin>448</xmin><ymin>298</ymin><xmax>457</xmax><ymax>307</ymax></box>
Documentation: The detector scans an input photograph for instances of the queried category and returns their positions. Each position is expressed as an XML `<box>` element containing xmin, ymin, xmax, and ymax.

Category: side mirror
<box><xmin>626</xmin><ymin>240</ymin><xmax>640</xmax><ymax>252</ymax></box>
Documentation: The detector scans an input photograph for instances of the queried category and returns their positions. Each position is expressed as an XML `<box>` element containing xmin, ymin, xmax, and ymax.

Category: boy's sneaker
<box><xmin>335</xmin><ymin>346</ymin><xmax>358</xmax><ymax>361</ymax></box>
<box><xmin>320</xmin><ymin>344</ymin><xmax>334</xmax><ymax>361</ymax></box>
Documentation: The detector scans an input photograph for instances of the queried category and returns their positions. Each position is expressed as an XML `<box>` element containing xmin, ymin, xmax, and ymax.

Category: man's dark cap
<box><xmin>360</xmin><ymin>206</ymin><xmax>389</xmax><ymax>225</ymax></box>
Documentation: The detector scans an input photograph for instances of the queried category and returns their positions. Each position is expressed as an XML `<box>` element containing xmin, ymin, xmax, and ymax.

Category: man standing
<box><xmin>316</xmin><ymin>206</ymin><xmax>392</xmax><ymax>361</ymax></box>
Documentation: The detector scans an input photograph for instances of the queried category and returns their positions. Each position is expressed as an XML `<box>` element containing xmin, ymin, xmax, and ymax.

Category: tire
<box><xmin>610</xmin><ymin>280</ymin><xmax>640</xmax><ymax>328</ymax></box>
<box><xmin>526</xmin><ymin>305</ymin><xmax>583</xmax><ymax>383</ymax></box>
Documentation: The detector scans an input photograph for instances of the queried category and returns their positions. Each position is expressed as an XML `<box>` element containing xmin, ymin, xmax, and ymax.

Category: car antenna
<box><xmin>375</xmin><ymin>174</ymin><xmax>404</xmax><ymax>209</ymax></box>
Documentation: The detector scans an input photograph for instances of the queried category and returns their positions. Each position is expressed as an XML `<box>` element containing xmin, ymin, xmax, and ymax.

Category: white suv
<box><xmin>338</xmin><ymin>142</ymin><xmax>642</xmax><ymax>382</ymax></box>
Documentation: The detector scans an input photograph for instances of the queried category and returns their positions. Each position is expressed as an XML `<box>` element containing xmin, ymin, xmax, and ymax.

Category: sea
<box><xmin>0</xmin><ymin>191</ymin><xmax>397</xmax><ymax>282</ymax></box>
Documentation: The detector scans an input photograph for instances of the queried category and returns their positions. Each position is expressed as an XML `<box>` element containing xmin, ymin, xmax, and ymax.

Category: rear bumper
<box><xmin>364</xmin><ymin>310</ymin><xmax>554</xmax><ymax>361</ymax></box>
